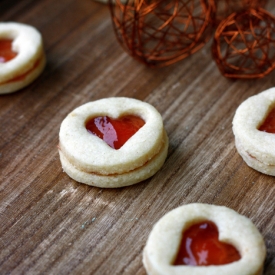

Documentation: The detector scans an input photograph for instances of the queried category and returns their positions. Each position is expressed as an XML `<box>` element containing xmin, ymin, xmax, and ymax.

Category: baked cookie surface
<box><xmin>232</xmin><ymin>87</ymin><xmax>275</xmax><ymax>175</ymax></box>
<box><xmin>0</xmin><ymin>22</ymin><xmax>46</xmax><ymax>94</ymax></box>
<box><xmin>59</xmin><ymin>97</ymin><xmax>169</xmax><ymax>188</ymax></box>
<box><xmin>143</xmin><ymin>203</ymin><xmax>266</xmax><ymax>275</ymax></box>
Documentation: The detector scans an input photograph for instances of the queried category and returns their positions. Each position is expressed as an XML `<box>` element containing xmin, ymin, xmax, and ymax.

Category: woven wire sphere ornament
<box><xmin>109</xmin><ymin>0</ymin><xmax>216</xmax><ymax>67</ymax></box>
<box><xmin>212</xmin><ymin>8</ymin><xmax>275</xmax><ymax>79</ymax></box>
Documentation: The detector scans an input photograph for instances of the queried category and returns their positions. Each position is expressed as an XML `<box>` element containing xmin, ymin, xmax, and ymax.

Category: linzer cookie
<box><xmin>233</xmin><ymin>87</ymin><xmax>275</xmax><ymax>175</ymax></box>
<box><xmin>0</xmin><ymin>22</ymin><xmax>46</xmax><ymax>94</ymax></box>
<box><xmin>143</xmin><ymin>203</ymin><xmax>266</xmax><ymax>275</ymax></box>
<box><xmin>58</xmin><ymin>97</ymin><xmax>169</xmax><ymax>188</ymax></box>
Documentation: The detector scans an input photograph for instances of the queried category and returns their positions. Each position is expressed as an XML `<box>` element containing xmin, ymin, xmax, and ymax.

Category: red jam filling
<box><xmin>173</xmin><ymin>221</ymin><xmax>241</xmax><ymax>266</ymax></box>
<box><xmin>258</xmin><ymin>107</ymin><xmax>275</xmax><ymax>133</ymax></box>
<box><xmin>0</xmin><ymin>39</ymin><xmax>17</xmax><ymax>63</ymax></box>
<box><xmin>86</xmin><ymin>115</ymin><xmax>145</xmax><ymax>149</ymax></box>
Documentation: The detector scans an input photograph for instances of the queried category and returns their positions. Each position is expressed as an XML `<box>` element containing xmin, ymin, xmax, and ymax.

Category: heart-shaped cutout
<box><xmin>86</xmin><ymin>115</ymin><xmax>145</xmax><ymax>149</ymax></box>
<box><xmin>258</xmin><ymin>107</ymin><xmax>275</xmax><ymax>133</ymax></box>
<box><xmin>173</xmin><ymin>221</ymin><xmax>241</xmax><ymax>266</ymax></box>
<box><xmin>0</xmin><ymin>39</ymin><xmax>17</xmax><ymax>63</ymax></box>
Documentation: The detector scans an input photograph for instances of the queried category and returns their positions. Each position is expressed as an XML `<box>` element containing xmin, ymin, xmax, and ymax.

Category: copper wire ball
<box><xmin>109</xmin><ymin>0</ymin><xmax>216</xmax><ymax>67</ymax></box>
<box><xmin>212</xmin><ymin>8</ymin><xmax>275</xmax><ymax>79</ymax></box>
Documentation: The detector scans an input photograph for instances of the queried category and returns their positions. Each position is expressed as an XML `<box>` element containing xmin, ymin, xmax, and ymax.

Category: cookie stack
<box><xmin>233</xmin><ymin>88</ymin><xmax>275</xmax><ymax>176</ymax></box>
<box><xmin>143</xmin><ymin>203</ymin><xmax>266</xmax><ymax>275</ymax></box>
<box><xmin>59</xmin><ymin>97</ymin><xmax>169</xmax><ymax>188</ymax></box>
<box><xmin>0</xmin><ymin>22</ymin><xmax>46</xmax><ymax>94</ymax></box>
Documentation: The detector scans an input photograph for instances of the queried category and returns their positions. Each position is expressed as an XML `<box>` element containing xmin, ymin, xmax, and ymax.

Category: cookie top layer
<box><xmin>232</xmin><ymin>87</ymin><xmax>275</xmax><ymax>166</ymax></box>
<box><xmin>0</xmin><ymin>22</ymin><xmax>44</xmax><ymax>83</ymax></box>
<box><xmin>143</xmin><ymin>203</ymin><xmax>266</xmax><ymax>275</ymax></box>
<box><xmin>59</xmin><ymin>97</ymin><xmax>165</xmax><ymax>175</ymax></box>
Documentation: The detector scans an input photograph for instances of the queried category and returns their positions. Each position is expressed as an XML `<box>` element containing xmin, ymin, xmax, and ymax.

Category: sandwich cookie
<box><xmin>0</xmin><ymin>22</ymin><xmax>46</xmax><ymax>94</ymax></box>
<box><xmin>143</xmin><ymin>203</ymin><xmax>266</xmax><ymax>275</ymax></box>
<box><xmin>233</xmin><ymin>87</ymin><xmax>275</xmax><ymax>175</ymax></box>
<box><xmin>59</xmin><ymin>97</ymin><xmax>169</xmax><ymax>188</ymax></box>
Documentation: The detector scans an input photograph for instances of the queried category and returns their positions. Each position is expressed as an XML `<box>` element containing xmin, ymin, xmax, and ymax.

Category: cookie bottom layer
<box><xmin>59</xmin><ymin>131</ymin><xmax>169</xmax><ymax>188</ymax></box>
<box><xmin>235</xmin><ymin>137</ymin><xmax>275</xmax><ymax>176</ymax></box>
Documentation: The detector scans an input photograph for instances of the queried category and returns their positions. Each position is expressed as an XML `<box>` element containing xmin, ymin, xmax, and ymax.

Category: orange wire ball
<box><xmin>109</xmin><ymin>0</ymin><xmax>216</xmax><ymax>67</ymax></box>
<box><xmin>212</xmin><ymin>8</ymin><xmax>275</xmax><ymax>79</ymax></box>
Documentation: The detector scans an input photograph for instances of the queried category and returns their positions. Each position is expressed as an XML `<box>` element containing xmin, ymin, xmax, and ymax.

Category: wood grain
<box><xmin>0</xmin><ymin>0</ymin><xmax>275</xmax><ymax>274</ymax></box>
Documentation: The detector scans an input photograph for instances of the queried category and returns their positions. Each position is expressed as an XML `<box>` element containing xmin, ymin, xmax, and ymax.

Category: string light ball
<box><xmin>212</xmin><ymin>8</ymin><xmax>275</xmax><ymax>79</ymax></box>
<box><xmin>109</xmin><ymin>0</ymin><xmax>216</xmax><ymax>67</ymax></box>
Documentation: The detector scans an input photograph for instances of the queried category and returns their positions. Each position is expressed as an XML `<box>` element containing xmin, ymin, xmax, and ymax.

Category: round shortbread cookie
<box><xmin>143</xmin><ymin>203</ymin><xmax>266</xmax><ymax>275</ymax></box>
<box><xmin>232</xmin><ymin>87</ymin><xmax>275</xmax><ymax>175</ymax></box>
<box><xmin>59</xmin><ymin>97</ymin><xmax>165</xmax><ymax>175</ymax></box>
<box><xmin>59</xmin><ymin>130</ymin><xmax>168</xmax><ymax>188</ymax></box>
<box><xmin>0</xmin><ymin>22</ymin><xmax>46</xmax><ymax>94</ymax></box>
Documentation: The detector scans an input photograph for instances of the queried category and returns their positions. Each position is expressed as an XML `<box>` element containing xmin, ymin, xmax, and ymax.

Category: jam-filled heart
<box><xmin>173</xmin><ymin>221</ymin><xmax>241</xmax><ymax>266</ymax></box>
<box><xmin>86</xmin><ymin>115</ymin><xmax>145</xmax><ymax>149</ymax></box>
<box><xmin>0</xmin><ymin>39</ymin><xmax>17</xmax><ymax>63</ymax></box>
<box><xmin>258</xmin><ymin>107</ymin><xmax>275</xmax><ymax>133</ymax></box>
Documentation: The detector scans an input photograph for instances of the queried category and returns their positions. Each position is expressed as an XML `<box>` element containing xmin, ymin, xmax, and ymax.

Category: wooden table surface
<box><xmin>1</xmin><ymin>0</ymin><xmax>275</xmax><ymax>274</ymax></box>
